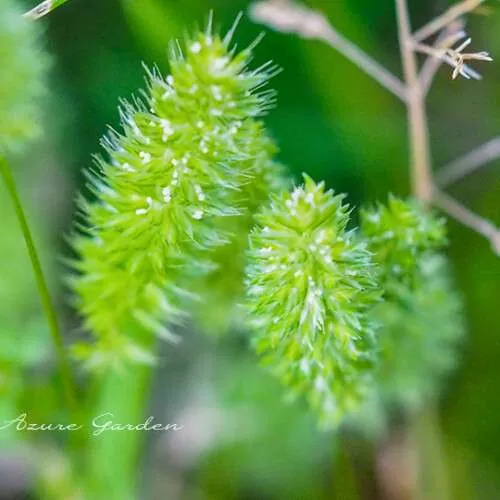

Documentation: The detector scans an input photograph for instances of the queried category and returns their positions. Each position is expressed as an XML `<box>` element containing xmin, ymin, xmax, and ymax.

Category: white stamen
<box><xmin>315</xmin><ymin>376</ymin><xmax>326</xmax><ymax>392</ymax></box>
<box><xmin>122</xmin><ymin>163</ymin><xmax>134</xmax><ymax>172</ymax></box>
<box><xmin>213</xmin><ymin>57</ymin><xmax>228</xmax><ymax>70</ymax></box>
<box><xmin>162</xmin><ymin>187</ymin><xmax>171</xmax><ymax>203</ymax></box>
<box><xmin>139</xmin><ymin>152</ymin><xmax>151</xmax><ymax>164</ymax></box>
<box><xmin>190</xmin><ymin>42</ymin><xmax>201</xmax><ymax>54</ymax></box>
<box><xmin>136</xmin><ymin>197</ymin><xmax>153</xmax><ymax>215</ymax></box>
<box><xmin>194</xmin><ymin>184</ymin><xmax>205</xmax><ymax>201</ymax></box>
<box><xmin>300</xmin><ymin>358</ymin><xmax>310</xmax><ymax>374</ymax></box>
<box><xmin>211</xmin><ymin>85</ymin><xmax>222</xmax><ymax>101</ymax></box>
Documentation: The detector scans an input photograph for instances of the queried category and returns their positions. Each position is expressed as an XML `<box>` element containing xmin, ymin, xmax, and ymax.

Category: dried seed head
<box><xmin>445</xmin><ymin>37</ymin><xmax>493</xmax><ymax>80</ymax></box>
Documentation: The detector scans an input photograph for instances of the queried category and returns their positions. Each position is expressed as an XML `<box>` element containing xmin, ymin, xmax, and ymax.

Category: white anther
<box><xmin>139</xmin><ymin>151</ymin><xmax>151</xmax><ymax>164</ymax></box>
<box><xmin>190</xmin><ymin>42</ymin><xmax>201</xmax><ymax>54</ymax></box>
<box><xmin>162</xmin><ymin>187</ymin><xmax>171</xmax><ymax>203</ymax></box>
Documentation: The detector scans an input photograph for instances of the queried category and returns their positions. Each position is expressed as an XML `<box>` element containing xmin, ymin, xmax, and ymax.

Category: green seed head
<box><xmin>351</xmin><ymin>198</ymin><xmax>464</xmax><ymax>436</ymax></box>
<box><xmin>245</xmin><ymin>175</ymin><xmax>380</xmax><ymax>428</ymax></box>
<box><xmin>361</xmin><ymin>195</ymin><xmax>446</xmax><ymax>285</ymax></box>
<box><xmin>70</xmin><ymin>24</ymin><xmax>284</xmax><ymax>371</ymax></box>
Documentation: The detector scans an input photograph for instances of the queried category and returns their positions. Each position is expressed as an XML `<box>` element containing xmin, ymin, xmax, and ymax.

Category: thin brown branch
<box><xmin>433</xmin><ymin>189</ymin><xmax>500</xmax><ymax>254</ymax></box>
<box><xmin>437</xmin><ymin>137</ymin><xmax>500</xmax><ymax>186</ymax></box>
<box><xmin>249</xmin><ymin>0</ymin><xmax>407</xmax><ymax>102</ymax></box>
<box><xmin>395</xmin><ymin>0</ymin><xmax>433</xmax><ymax>203</ymax></box>
<box><xmin>249</xmin><ymin>0</ymin><xmax>499</xmax><ymax>256</ymax></box>
<box><xmin>413</xmin><ymin>0</ymin><xmax>487</xmax><ymax>42</ymax></box>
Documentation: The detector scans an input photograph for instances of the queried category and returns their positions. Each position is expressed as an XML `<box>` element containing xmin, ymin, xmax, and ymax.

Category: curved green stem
<box><xmin>0</xmin><ymin>155</ymin><xmax>78</xmax><ymax>416</ymax></box>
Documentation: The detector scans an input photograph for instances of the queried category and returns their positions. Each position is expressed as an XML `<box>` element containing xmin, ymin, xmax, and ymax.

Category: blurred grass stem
<box><xmin>0</xmin><ymin>156</ymin><xmax>78</xmax><ymax>416</ymax></box>
<box><xmin>24</xmin><ymin>0</ymin><xmax>71</xmax><ymax>19</ymax></box>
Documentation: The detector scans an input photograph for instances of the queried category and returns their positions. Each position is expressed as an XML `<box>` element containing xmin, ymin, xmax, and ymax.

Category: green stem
<box><xmin>85</xmin><ymin>363</ymin><xmax>154</xmax><ymax>499</ymax></box>
<box><xmin>413</xmin><ymin>407</ymin><xmax>451</xmax><ymax>500</ymax></box>
<box><xmin>0</xmin><ymin>156</ymin><xmax>78</xmax><ymax>416</ymax></box>
<box><xmin>333</xmin><ymin>435</ymin><xmax>361</xmax><ymax>500</ymax></box>
<box><xmin>24</xmin><ymin>0</ymin><xmax>72</xmax><ymax>20</ymax></box>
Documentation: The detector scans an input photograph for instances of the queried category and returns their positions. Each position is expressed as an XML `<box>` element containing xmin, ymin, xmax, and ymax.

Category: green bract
<box><xmin>71</xmin><ymin>26</ymin><xmax>284</xmax><ymax>370</ymax></box>
<box><xmin>0</xmin><ymin>0</ymin><xmax>48</xmax><ymax>152</ymax></box>
<box><xmin>245</xmin><ymin>176</ymin><xmax>380</xmax><ymax>427</ymax></box>
<box><xmin>352</xmin><ymin>198</ymin><xmax>464</xmax><ymax>435</ymax></box>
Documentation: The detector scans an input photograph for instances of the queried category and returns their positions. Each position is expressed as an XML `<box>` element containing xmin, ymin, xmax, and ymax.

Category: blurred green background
<box><xmin>1</xmin><ymin>0</ymin><xmax>500</xmax><ymax>498</ymax></box>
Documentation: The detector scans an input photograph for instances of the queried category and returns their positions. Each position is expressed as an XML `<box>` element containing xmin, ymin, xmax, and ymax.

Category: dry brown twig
<box><xmin>437</xmin><ymin>136</ymin><xmax>500</xmax><ymax>186</ymax></box>
<box><xmin>413</xmin><ymin>0</ymin><xmax>487</xmax><ymax>42</ymax></box>
<box><xmin>433</xmin><ymin>189</ymin><xmax>500</xmax><ymax>254</ymax></box>
<box><xmin>250</xmin><ymin>0</ymin><xmax>500</xmax><ymax>255</ymax></box>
